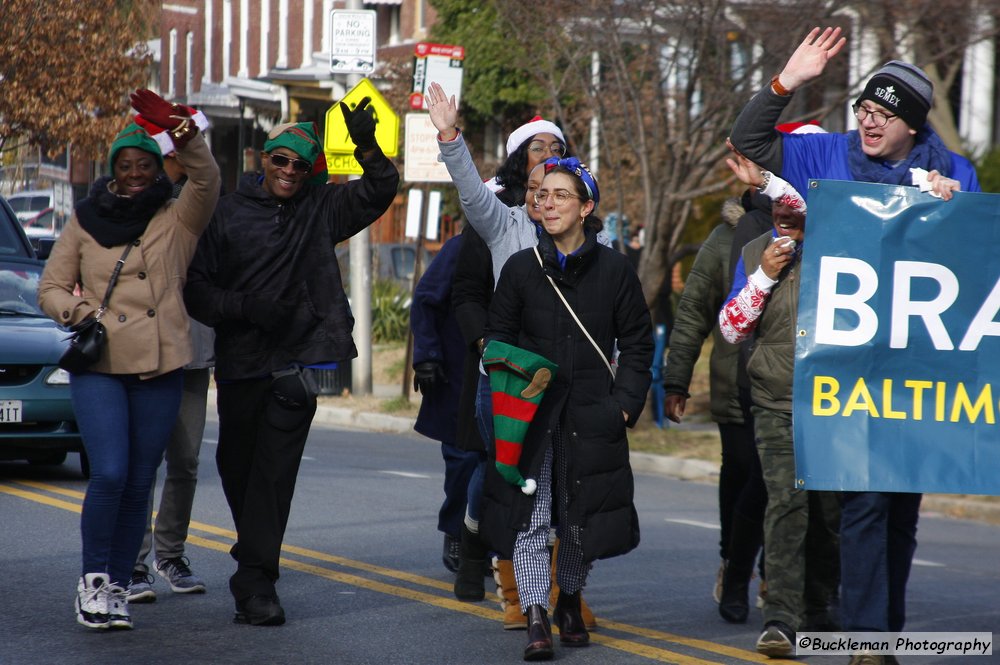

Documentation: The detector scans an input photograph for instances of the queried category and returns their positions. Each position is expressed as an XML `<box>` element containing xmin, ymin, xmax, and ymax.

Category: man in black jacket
<box><xmin>185</xmin><ymin>100</ymin><xmax>399</xmax><ymax>626</ymax></box>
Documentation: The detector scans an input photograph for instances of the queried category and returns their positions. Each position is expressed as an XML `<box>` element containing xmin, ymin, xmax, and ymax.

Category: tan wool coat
<box><xmin>39</xmin><ymin>132</ymin><xmax>220</xmax><ymax>379</ymax></box>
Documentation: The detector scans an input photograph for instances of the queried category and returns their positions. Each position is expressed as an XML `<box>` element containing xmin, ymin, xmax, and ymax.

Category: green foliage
<box><xmin>371</xmin><ymin>279</ymin><xmax>410</xmax><ymax>343</ymax></box>
<box><xmin>381</xmin><ymin>396</ymin><xmax>411</xmax><ymax>414</ymax></box>
<box><xmin>428</xmin><ymin>0</ymin><xmax>544</xmax><ymax>123</ymax></box>
<box><xmin>975</xmin><ymin>147</ymin><xmax>1000</xmax><ymax>194</ymax></box>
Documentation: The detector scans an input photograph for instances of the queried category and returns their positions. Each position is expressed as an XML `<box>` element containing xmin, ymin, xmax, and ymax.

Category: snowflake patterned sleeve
<box><xmin>719</xmin><ymin>267</ymin><xmax>777</xmax><ymax>343</ymax></box>
<box><xmin>759</xmin><ymin>171</ymin><xmax>807</xmax><ymax>213</ymax></box>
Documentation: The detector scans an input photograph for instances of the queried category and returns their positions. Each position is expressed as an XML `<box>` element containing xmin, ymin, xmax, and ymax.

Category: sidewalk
<box><xmin>308</xmin><ymin>386</ymin><xmax>1000</xmax><ymax>526</ymax></box>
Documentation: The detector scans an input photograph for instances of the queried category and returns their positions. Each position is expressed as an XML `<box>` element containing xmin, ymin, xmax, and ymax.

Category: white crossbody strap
<box><xmin>533</xmin><ymin>246</ymin><xmax>614</xmax><ymax>378</ymax></box>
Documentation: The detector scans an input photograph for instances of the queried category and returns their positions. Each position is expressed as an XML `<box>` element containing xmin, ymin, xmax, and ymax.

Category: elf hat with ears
<box><xmin>482</xmin><ymin>340</ymin><xmax>559</xmax><ymax>496</ymax></box>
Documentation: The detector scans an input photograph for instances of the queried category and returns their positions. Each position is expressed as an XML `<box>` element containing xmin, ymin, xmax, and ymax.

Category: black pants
<box><xmin>717</xmin><ymin>421</ymin><xmax>766</xmax><ymax>563</ymax></box>
<box><xmin>216</xmin><ymin>375</ymin><xmax>317</xmax><ymax>601</ymax></box>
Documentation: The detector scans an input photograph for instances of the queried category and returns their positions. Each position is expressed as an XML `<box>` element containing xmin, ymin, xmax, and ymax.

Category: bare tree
<box><xmin>494</xmin><ymin>0</ymin><xmax>1000</xmax><ymax>311</ymax></box>
<box><xmin>0</xmin><ymin>0</ymin><xmax>156</xmax><ymax>159</ymax></box>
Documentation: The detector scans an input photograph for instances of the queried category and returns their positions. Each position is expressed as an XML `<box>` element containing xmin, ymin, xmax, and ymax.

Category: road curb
<box><xmin>309</xmin><ymin>404</ymin><xmax>998</xmax><ymax>525</ymax></box>
<box><xmin>312</xmin><ymin>404</ymin><xmax>416</xmax><ymax>434</ymax></box>
<box><xmin>313</xmin><ymin>404</ymin><xmax>721</xmax><ymax>481</ymax></box>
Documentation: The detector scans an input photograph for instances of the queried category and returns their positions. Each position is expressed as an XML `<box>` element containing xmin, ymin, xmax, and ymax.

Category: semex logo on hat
<box><xmin>874</xmin><ymin>85</ymin><xmax>901</xmax><ymax>109</ymax></box>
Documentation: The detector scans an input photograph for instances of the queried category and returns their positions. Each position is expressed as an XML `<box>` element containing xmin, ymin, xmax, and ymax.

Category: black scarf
<box><xmin>75</xmin><ymin>174</ymin><xmax>174</xmax><ymax>247</ymax></box>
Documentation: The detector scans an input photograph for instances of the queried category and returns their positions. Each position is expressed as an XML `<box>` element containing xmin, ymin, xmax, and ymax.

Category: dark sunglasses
<box><xmin>267</xmin><ymin>153</ymin><xmax>312</xmax><ymax>173</ymax></box>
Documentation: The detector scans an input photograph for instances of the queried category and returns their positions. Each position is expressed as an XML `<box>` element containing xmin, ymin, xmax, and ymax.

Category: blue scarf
<box><xmin>847</xmin><ymin>126</ymin><xmax>952</xmax><ymax>185</ymax></box>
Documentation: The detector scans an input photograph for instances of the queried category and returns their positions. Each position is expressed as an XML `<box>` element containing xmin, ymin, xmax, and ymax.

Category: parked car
<box><xmin>21</xmin><ymin>207</ymin><xmax>55</xmax><ymax>238</ymax></box>
<box><xmin>7</xmin><ymin>189</ymin><xmax>54</xmax><ymax>224</ymax></box>
<box><xmin>0</xmin><ymin>195</ymin><xmax>36</xmax><ymax>258</ymax></box>
<box><xmin>0</xmin><ymin>255</ymin><xmax>85</xmax><ymax>475</ymax></box>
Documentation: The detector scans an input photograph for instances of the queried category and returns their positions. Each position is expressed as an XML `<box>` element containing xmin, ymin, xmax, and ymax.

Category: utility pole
<box><xmin>347</xmin><ymin>0</ymin><xmax>372</xmax><ymax>396</ymax></box>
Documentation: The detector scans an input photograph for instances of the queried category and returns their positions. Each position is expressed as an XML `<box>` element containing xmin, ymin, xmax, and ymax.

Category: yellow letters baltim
<box><xmin>812</xmin><ymin>375</ymin><xmax>996</xmax><ymax>424</ymax></box>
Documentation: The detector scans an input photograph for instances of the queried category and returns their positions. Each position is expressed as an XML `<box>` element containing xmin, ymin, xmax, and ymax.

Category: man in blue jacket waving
<box><xmin>729</xmin><ymin>26</ymin><xmax>980</xmax><ymax>663</ymax></box>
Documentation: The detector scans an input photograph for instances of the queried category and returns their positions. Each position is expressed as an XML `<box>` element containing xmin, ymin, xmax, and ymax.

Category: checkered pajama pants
<box><xmin>513</xmin><ymin>425</ymin><xmax>591</xmax><ymax>609</ymax></box>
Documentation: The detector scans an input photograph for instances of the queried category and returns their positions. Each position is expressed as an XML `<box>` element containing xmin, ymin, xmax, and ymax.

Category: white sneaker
<box><xmin>713</xmin><ymin>560</ymin><xmax>726</xmax><ymax>604</ymax></box>
<box><xmin>106</xmin><ymin>584</ymin><xmax>132</xmax><ymax>629</ymax></box>
<box><xmin>75</xmin><ymin>573</ymin><xmax>110</xmax><ymax>629</ymax></box>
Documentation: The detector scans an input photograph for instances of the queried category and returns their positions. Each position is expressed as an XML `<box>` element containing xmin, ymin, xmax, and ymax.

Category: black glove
<box><xmin>413</xmin><ymin>361</ymin><xmax>447</xmax><ymax>394</ymax></box>
<box><xmin>241</xmin><ymin>294</ymin><xmax>293</xmax><ymax>333</ymax></box>
<box><xmin>340</xmin><ymin>96</ymin><xmax>378</xmax><ymax>152</ymax></box>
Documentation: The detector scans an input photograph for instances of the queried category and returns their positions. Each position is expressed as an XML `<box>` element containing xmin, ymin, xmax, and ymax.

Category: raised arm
<box><xmin>730</xmin><ymin>27</ymin><xmax>846</xmax><ymax>173</ymax></box>
<box><xmin>426</xmin><ymin>82</ymin><xmax>515</xmax><ymax>249</ymax></box>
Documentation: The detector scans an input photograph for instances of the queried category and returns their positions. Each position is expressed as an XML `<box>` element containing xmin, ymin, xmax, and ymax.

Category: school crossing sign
<box><xmin>324</xmin><ymin>78</ymin><xmax>399</xmax><ymax>175</ymax></box>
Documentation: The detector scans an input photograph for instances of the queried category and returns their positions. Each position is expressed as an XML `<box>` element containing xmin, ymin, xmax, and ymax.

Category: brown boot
<box><xmin>493</xmin><ymin>557</ymin><xmax>526</xmax><ymax>629</ymax></box>
<box><xmin>523</xmin><ymin>604</ymin><xmax>554</xmax><ymax>661</ymax></box>
<box><xmin>548</xmin><ymin>538</ymin><xmax>597</xmax><ymax>630</ymax></box>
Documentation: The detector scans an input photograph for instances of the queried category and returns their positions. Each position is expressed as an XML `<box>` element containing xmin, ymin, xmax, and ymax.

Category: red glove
<box><xmin>130</xmin><ymin>89</ymin><xmax>197</xmax><ymax>149</ymax></box>
<box><xmin>129</xmin><ymin>89</ymin><xmax>189</xmax><ymax>130</ymax></box>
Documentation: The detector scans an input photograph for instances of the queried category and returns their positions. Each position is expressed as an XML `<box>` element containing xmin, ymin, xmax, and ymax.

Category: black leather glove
<box><xmin>241</xmin><ymin>294</ymin><xmax>293</xmax><ymax>333</ymax></box>
<box><xmin>413</xmin><ymin>361</ymin><xmax>447</xmax><ymax>394</ymax></box>
<box><xmin>339</xmin><ymin>96</ymin><xmax>378</xmax><ymax>152</ymax></box>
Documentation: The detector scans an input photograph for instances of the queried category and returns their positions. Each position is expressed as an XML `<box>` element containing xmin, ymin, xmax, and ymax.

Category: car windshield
<box><xmin>0</xmin><ymin>261</ymin><xmax>46</xmax><ymax>317</ymax></box>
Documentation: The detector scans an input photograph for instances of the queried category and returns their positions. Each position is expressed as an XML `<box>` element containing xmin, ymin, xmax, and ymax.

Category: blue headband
<box><xmin>544</xmin><ymin>156</ymin><xmax>600</xmax><ymax>210</ymax></box>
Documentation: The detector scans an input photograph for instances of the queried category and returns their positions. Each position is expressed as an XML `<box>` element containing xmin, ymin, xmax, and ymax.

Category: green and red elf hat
<box><xmin>482</xmin><ymin>340</ymin><xmax>558</xmax><ymax>496</ymax></box>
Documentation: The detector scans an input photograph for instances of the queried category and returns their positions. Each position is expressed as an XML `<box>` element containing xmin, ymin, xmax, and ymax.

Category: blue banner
<box><xmin>793</xmin><ymin>180</ymin><xmax>1000</xmax><ymax>494</ymax></box>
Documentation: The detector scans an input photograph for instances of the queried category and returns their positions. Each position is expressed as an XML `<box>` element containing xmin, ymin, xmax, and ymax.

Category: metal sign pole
<box><xmin>401</xmin><ymin>182</ymin><xmax>431</xmax><ymax>399</ymax></box>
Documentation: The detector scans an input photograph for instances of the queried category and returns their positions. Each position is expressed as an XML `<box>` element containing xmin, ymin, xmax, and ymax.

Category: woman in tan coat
<box><xmin>38</xmin><ymin>90</ymin><xmax>219</xmax><ymax>631</ymax></box>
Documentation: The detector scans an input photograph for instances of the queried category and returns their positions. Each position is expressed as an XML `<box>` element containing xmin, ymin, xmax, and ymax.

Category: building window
<box><xmin>186</xmin><ymin>31</ymin><xmax>195</xmax><ymax>97</ymax></box>
<box><xmin>168</xmin><ymin>28</ymin><xmax>178</xmax><ymax>97</ymax></box>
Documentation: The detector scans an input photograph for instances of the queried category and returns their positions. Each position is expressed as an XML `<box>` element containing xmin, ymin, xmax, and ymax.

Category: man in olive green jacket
<box><xmin>663</xmin><ymin>195</ymin><xmax>766</xmax><ymax>623</ymax></box>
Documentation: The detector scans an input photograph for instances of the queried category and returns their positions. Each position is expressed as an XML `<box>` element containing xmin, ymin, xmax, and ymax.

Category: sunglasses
<box><xmin>267</xmin><ymin>153</ymin><xmax>312</xmax><ymax>173</ymax></box>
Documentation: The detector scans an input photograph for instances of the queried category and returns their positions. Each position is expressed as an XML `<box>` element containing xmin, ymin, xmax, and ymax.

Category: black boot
<box><xmin>453</xmin><ymin>524</ymin><xmax>487</xmax><ymax>602</ymax></box>
<box><xmin>523</xmin><ymin>604</ymin><xmax>554</xmax><ymax>661</ymax></box>
<box><xmin>719</xmin><ymin>512</ymin><xmax>762</xmax><ymax>624</ymax></box>
<box><xmin>553</xmin><ymin>590</ymin><xmax>589</xmax><ymax>646</ymax></box>
<box><xmin>718</xmin><ymin>561</ymin><xmax>751</xmax><ymax>623</ymax></box>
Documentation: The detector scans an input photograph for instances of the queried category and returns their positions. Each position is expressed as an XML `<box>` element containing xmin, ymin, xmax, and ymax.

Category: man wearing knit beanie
<box><xmin>856</xmin><ymin>60</ymin><xmax>933</xmax><ymax>130</ymax></box>
<box><xmin>729</xmin><ymin>27</ymin><xmax>981</xmax><ymax>663</ymax></box>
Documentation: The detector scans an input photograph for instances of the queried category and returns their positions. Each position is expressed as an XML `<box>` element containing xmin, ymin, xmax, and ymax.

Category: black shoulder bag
<box><xmin>59</xmin><ymin>243</ymin><xmax>135</xmax><ymax>374</ymax></box>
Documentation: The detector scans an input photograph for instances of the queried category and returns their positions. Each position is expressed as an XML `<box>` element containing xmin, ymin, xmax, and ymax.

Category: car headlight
<box><xmin>45</xmin><ymin>368</ymin><xmax>71</xmax><ymax>385</ymax></box>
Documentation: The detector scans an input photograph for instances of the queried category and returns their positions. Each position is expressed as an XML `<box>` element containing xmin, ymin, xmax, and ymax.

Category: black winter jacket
<box><xmin>481</xmin><ymin>230</ymin><xmax>653</xmax><ymax>562</ymax></box>
<box><xmin>451</xmin><ymin>225</ymin><xmax>494</xmax><ymax>452</ymax></box>
<box><xmin>185</xmin><ymin>148</ymin><xmax>399</xmax><ymax>380</ymax></box>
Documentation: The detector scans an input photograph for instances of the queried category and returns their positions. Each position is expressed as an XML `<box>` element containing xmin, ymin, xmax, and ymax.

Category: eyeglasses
<box><xmin>533</xmin><ymin>189</ymin><xmax>580</xmax><ymax>206</ymax></box>
<box><xmin>527</xmin><ymin>141</ymin><xmax>567</xmax><ymax>157</ymax></box>
<box><xmin>267</xmin><ymin>153</ymin><xmax>313</xmax><ymax>173</ymax></box>
<box><xmin>853</xmin><ymin>103</ymin><xmax>898</xmax><ymax>128</ymax></box>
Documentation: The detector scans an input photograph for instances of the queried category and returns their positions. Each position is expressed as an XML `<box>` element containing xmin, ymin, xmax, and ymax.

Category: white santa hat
<box><xmin>505</xmin><ymin>116</ymin><xmax>565</xmax><ymax>156</ymax></box>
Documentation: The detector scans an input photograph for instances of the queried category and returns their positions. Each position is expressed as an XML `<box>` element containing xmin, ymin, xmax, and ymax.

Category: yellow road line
<box><xmin>4</xmin><ymin>480</ymin><xmax>777</xmax><ymax>663</ymax></box>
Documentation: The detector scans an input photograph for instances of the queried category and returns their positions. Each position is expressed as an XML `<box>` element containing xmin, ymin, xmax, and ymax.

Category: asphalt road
<box><xmin>1</xmin><ymin>421</ymin><xmax>997</xmax><ymax>665</ymax></box>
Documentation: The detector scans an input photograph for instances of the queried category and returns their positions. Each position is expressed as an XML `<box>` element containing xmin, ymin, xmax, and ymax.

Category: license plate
<box><xmin>0</xmin><ymin>400</ymin><xmax>22</xmax><ymax>423</ymax></box>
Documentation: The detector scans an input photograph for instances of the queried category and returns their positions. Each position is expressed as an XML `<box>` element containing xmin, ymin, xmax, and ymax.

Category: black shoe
<box><xmin>523</xmin><ymin>605</ymin><xmax>554</xmax><ymax>661</ymax></box>
<box><xmin>442</xmin><ymin>533</ymin><xmax>461</xmax><ymax>573</ymax></box>
<box><xmin>553</xmin><ymin>591</ymin><xmax>589</xmax><ymax>646</ymax></box>
<box><xmin>718</xmin><ymin>562</ymin><xmax>751</xmax><ymax>624</ymax></box>
<box><xmin>756</xmin><ymin>620</ymin><xmax>794</xmax><ymax>658</ymax></box>
<box><xmin>234</xmin><ymin>594</ymin><xmax>286</xmax><ymax>626</ymax></box>
<box><xmin>453</xmin><ymin>524</ymin><xmax>486</xmax><ymax>601</ymax></box>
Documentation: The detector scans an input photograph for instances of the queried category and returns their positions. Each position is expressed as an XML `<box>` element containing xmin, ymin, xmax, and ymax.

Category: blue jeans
<box><xmin>840</xmin><ymin>491</ymin><xmax>921</xmax><ymax>632</ymax></box>
<box><xmin>466</xmin><ymin>372</ymin><xmax>494</xmax><ymax>524</ymax></box>
<box><xmin>439</xmin><ymin>441</ymin><xmax>479</xmax><ymax>538</ymax></box>
<box><xmin>72</xmin><ymin>370</ymin><xmax>183</xmax><ymax>586</ymax></box>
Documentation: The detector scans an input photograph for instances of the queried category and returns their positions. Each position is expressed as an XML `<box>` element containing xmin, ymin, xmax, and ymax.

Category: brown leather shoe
<box><xmin>553</xmin><ymin>590</ymin><xmax>590</xmax><ymax>646</ymax></box>
<box><xmin>523</xmin><ymin>604</ymin><xmax>554</xmax><ymax>661</ymax></box>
